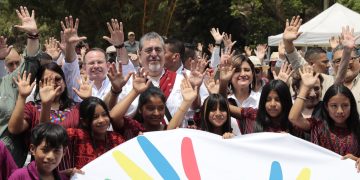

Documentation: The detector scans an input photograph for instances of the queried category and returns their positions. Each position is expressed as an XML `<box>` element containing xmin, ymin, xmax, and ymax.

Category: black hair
<box><xmin>79</xmin><ymin>97</ymin><xmax>112</xmax><ymax>149</ymax></box>
<box><xmin>183</xmin><ymin>46</ymin><xmax>197</xmax><ymax>65</ymax></box>
<box><xmin>200</xmin><ymin>94</ymin><xmax>232</xmax><ymax>135</ymax></box>
<box><xmin>34</xmin><ymin>62</ymin><xmax>74</xmax><ymax>110</ymax></box>
<box><xmin>304</xmin><ymin>47</ymin><xmax>327</xmax><ymax>63</ymax></box>
<box><xmin>83</xmin><ymin>48</ymin><xmax>107</xmax><ymax>63</ymax></box>
<box><xmin>133</xmin><ymin>86</ymin><xmax>166</xmax><ymax>123</ymax></box>
<box><xmin>254</xmin><ymin>80</ymin><xmax>294</xmax><ymax>134</ymax></box>
<box><xmin>230</xmin><ymin>53</ymin><xmax>256</xmax><ymax>94</ymax></box>
<box><xmin>165</xmin><ymin>38</ymin><xmax>185</xmax><ymax>62</ymax></box>
<box><xmin>31</xmin><ymin>123</ymin><xmax>68</xmax><ymax>149</ymax></box>
<box><xmin>318</xmin><ymin>84</ymin><xmax>360</xmax><ymax>152</ymax></box>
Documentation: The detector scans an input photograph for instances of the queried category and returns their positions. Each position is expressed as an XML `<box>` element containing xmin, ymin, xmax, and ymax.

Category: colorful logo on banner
<box><xmin>111</xmin><ymin>136</ymin><xmax>311</xmax><ymax>180</ymax></box>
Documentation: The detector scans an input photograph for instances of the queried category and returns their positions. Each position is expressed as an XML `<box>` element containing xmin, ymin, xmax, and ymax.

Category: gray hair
<box><xmin>139</xmin><ymin>32</ymin><xmax>165</xmax><ymax>51</ymax></box>
<box><xmin>332</xmin><ymin>44</ymin><xmax>360</xmax><ymax>57</ymax></box>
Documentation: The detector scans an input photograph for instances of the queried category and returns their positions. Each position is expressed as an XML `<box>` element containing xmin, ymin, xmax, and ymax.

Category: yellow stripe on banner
<box><xmin>112</xmin><ymin>150</ymin><xmax>153</xmax><ymax>180</ymax></box>
<box><xmin>296</xmin><ymin>168</ymin><xmax>311</xmax><ymax>180</ymax></box>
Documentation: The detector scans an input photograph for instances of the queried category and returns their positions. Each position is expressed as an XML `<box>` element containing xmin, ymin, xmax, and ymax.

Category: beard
<box><xmin>149</xmin><ymin>63</ymin><xmax>161</xmax><ymax>72</ymax></box>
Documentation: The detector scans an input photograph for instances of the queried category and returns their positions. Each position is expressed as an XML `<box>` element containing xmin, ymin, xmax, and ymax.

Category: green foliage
<box><xmin>1</xmin><ymin>0</ymin><xmax>360</xmax><ymax>51</ymax></box>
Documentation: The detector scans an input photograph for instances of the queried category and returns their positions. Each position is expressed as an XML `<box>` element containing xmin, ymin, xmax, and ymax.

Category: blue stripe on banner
<box><xmin>137</xmin><ymin>136</ymin><xmax>180</xmax><ymax>180</ymax></box>
<box><xmin>269</xmin><ymin>161</ymin><xmax>283</xmax><ymax>180</ymax></box>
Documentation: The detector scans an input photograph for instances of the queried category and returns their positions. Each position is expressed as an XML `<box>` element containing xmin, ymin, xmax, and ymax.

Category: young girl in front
<box><xmin>289</xmin><ymin>65</ymin><xmax>360</xmax><ymax>156</ymax></box>
<box><xmin>218</xmin><ymin>52</ymin><xmax>297</xmax><ymax>135</ymax></box>
<box><xmin>9</xmin><ymin>123</ymin><xmax>69</xmax><ymax>180</ymax></box>
<box><xmin>198</xmin><ymin>94</ymin><xmax>234</xmax><ymax>138</ymax></box>
<box><xmin>109</xmin><ymin>69</ymin><xmax>198</xmax><ymax>140</ymax></box>
<box><xmin>61</xmin><ymin>96</ymin><xmax>126</xmax><ymax>169</ymax></box>
<box><xmin>8</xmin><ymin>62</ymin><xmax>91</xmax><ymax>134</ymax></box>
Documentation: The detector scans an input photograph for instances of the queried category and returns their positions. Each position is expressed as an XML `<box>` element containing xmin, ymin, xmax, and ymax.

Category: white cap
<box><xmin>106</xmin><ymin>45</ymin><xmax>116</xmax><ymax>53</ymax></box>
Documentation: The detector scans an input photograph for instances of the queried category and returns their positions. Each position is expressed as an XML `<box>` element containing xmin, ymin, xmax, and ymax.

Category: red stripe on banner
<box><xmin>181</xmin><ymin>137</ymin><xmax>201</xmax><ymax>180</ymax></box>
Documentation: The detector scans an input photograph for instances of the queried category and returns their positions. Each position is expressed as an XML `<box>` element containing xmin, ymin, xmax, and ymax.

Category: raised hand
<box><xmin>283</xmin><ymin>16</ymin><xmax>302</xmax><ymax>42</ymax></box>
<box><xmin>103</xmin><ymin>19</ymin><xmax>124</xmax><ymax>46</ymax></box>
<box><xmin>73</xmin><ymin>74</ymin><xmax>93</xmax><ymax>100</ymax></box>
<box><xmin>57</xmin><ymin>31</ymin><xmax>66</xmax><ymax>52</ymax></box>
<box><xmin>133</xmin><ymin>68</ymin><xmax>151</xmax><ymax>93</ymax></box>
<box><xmin>180</xmin><ymin>75</ymin><xmax>198</xmax><ymax>103</ymax></box>
<box><xmin>223</xmin><ymin>33</ymin><xmax>237</xmax><ymax>49</ymax></box>
<box><xmin>39</xmin><ymin>76</ymin><xmax>61</xmax><ymax>105</ymax></box>
<box><xmin>107</xmin><ymin>62</ymin><xmax>132</xmax><ymax>93</ymax></box>
<box><xmin>189</xmin><ymin>59</ymin><xmax>207</xmax><ymax>88</ymax></box>
<box><xmin>329</xmin><ymin>36</ymin><xmax>340</xmax><ymax>50</ymax></box>
<box><xmin>13</xmin><ymin>71</ymin><xmax>35</xmax><ymax>98</ymax></box>
<box><xmin>197</xmin><ymin>53</ymin><xmax>209</xmax><ymax>73</ymax></box>
<box><xmin>44</xmin><ymin>37</ymin><xmax>61</xmax><ymax>60</ymax></box>
<box><xmin>299</xmin><ymin>65</ymin><xmax>319</xmax><ymax>88</ymax></box>
<box><xmin>340</xmin><ymin>26</ymin><xmax>360</xmax><ymax>50</ymax></box>
<box><xmin>244</xmin><ymin>46</ymin><xmax>252</xmax><ymax>57</ymax></box>
<box><xmin>219</xmin><ymin>48</ymin><xmax>235</xmax><ymax>82</ymax></box>
<box><xmin>210</xmin><ymin>28</ymin><xmax>224</xmax><ymax>44</ymax></box>
<box><xmin>204</xmin><ymin>70</ymin><xmax>219</xmax><ymax>94</ymax></box>
<box><xmin>273</xmin><ymin>61</ymin><xmax>294</xmax><ymax>83</ymax></box>
<box><xmin>61</xmin><ymin>16</ymin><xmax>87</xmax><ymax>47</ymax></box>
<box><xmin>0</xmin><ymin>36</ymin><xmax>12</xmax><ymax>59</ymax></box>
<box><xmin>14</xmin><ymin>6</ymin><xmax>38</xmax><ymax>34</ymax></box>
<box><xmin>255</xmin><ymin>44</ymin><xmax>268</xmax><ymax>60</ymax></box>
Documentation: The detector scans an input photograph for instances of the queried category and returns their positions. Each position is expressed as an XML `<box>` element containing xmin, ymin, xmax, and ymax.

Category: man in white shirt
<box><xmin>106</xmin><ymin>32</ymin><xmax>209</xmax><ymax>123</ymax></box>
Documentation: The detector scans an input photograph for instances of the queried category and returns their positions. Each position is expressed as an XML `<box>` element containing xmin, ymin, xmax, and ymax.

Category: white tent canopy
<box><xmin>268</xmin><ymin>3</ymin><xmax>360</xmax><ymax>47</ymax></box>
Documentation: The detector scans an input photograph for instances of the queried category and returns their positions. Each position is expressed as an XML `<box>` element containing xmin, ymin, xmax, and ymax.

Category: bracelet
<box><xmin>296</xmin><ymin>96</ymin><xmax>307</xmax><ymax>101</ymax></box>
<box><xmin>27</xmin><ymin>33</ymin><xmax>39</xmax><ymax>39</ymax></box>
<box><xmin>110</xmin><ymin>87</ymin><xmax>122</xmax><ymax>95</ymax></box>
<box><xmin>114</xmin><ymin>43</ymin><xmax>124</xmax><ymax>49</ymax></box>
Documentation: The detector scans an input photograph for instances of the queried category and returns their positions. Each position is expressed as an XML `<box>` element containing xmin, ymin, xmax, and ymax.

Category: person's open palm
<box><xmin>14</xmin><ymin>71</ymin><xmax>35</xmax><ymax>98</ymax></box>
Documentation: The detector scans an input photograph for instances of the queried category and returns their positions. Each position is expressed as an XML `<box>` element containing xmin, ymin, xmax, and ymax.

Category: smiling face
<box><xmin>208</xmin><ymin>105</ymin><xmax>228</xmax><ymax>128</ymax></box>
<box><xmin>139</xmin><ymin>38</ymin><xmax>165</xmax><ymax>77</ymax></box>
<box><xmin>30</xmin><ymin>140</ymin><xmax>64</xmax><ymax>175</ymax></box>
<box><xmin>140</xmin><ymin>96</ymin><xmax>165</xmax><ymax>126</ymax></box>
<box><xmin>326</xmin><ymin>93</ymin><xmax>351</xmax><ymax>127</ymax></box>
<box><xmin>265</xmin><ymin>90</ymin><xmax>282</xmax><ymax>118</ymax></box>
<box><xmin>231</xmin><ymin>61</ymin><xmax>254</xmax><ymax>89</ymax></box>
<box><xmin>91</xmin><ymin>105</ymin><xmax>111</xmax><ymax>136</ymax></box>
<box><xmin>84</xmin><ymin>50</ymin><xmax>108</xmax><ymax>82</ymax></box>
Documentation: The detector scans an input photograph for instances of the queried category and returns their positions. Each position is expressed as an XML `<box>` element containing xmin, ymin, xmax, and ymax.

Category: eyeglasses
<box><xmin>269</xmin><ymin>61</ymin><xmax>277</xmax><ymax>67</ymax></box>
<box><xmin>142</xmin><ymin>47</ymin><xmax>163</xmax><ymax>54</ymax></box>
<box><xmin>333</xmin><ymin>56</ymin><xmax>359</xmax><ymax>65</ymax></box>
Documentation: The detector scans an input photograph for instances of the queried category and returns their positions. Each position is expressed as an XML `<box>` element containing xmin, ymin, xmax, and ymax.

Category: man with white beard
<box><xmin>106</xmin><ymin>32</ymin><xmax>207</xmax><ymax>124</ymax></box>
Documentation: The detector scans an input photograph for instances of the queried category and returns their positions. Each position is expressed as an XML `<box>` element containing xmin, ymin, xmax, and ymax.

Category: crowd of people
<box><xmin>1</xmin><ymin>6</ymin><xmax>360</xmax><ymax>179</ymax></box>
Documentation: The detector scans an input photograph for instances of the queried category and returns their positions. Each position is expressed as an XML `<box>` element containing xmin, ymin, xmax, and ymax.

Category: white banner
<box><xmin>72</xmin><ymin>129</ymin><xmax>360</xmax><ymax>180</ymax></box>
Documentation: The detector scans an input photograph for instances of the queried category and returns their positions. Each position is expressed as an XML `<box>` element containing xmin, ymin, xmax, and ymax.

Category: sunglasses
<box><xmin>255</xmin><ymin>68</ymin><xmax>262</xmax><ymax>74</ymax></box>
<box><xmin>269</xmin><ymin>61</ymin><xmax>277</xmax><ymax>67</ymax></box>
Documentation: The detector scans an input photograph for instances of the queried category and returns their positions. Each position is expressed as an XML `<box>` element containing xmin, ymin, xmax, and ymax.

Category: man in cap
<box><xmin>124</xmin><ymin>31</ymin><xmax>140</xmax><ymax>54</ymax></box>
